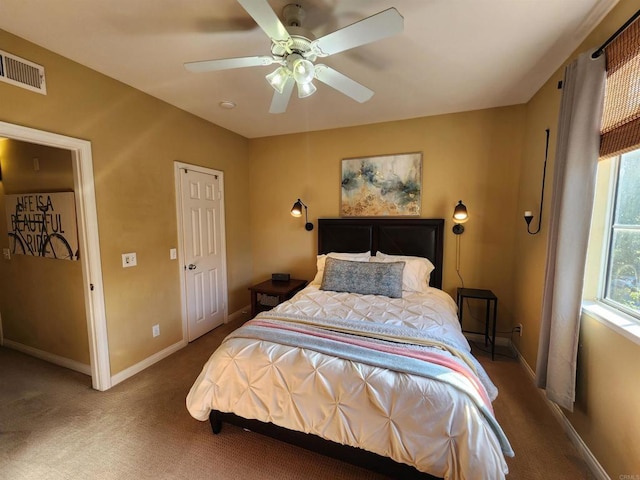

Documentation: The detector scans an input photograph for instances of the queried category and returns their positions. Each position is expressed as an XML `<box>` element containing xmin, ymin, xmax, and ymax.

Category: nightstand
<box><xmin>249</xmin><ymin>278</ymin><xmax>307</xmax><ymax>318</ymax></box>
<box><xmin>456</xmin><ymin>288</ymin><xmax>498</xmax><ymax>360</ymax></box>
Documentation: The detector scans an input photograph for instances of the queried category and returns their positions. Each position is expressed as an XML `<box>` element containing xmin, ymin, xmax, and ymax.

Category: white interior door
<box><xmin>178</xmin><ymin>166</ymin><xmax>227</xmax><ymax>341</ymax></box>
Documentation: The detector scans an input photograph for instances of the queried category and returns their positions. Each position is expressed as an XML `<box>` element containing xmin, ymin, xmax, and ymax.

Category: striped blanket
<box><xmin>226</xmin><ymin>311</ymin><xmax>514</xmax><ymax>457</ymax></box>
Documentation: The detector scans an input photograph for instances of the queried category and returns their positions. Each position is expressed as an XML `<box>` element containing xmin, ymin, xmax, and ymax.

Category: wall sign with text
<box><xmin>5</xmin><ymin>192</ymin><xmax>79</xmax><ymax>260</ymax></box>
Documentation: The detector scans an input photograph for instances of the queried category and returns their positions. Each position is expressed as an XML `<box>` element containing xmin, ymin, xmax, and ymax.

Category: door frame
<box><xmin>0</xmin><ymin>121</ymin><xmax>111</xmax><ymax>391</ymax></box>
<box><xmin>174</xmin><ymin>161</ymin><xmax>229</xmax><ymax>341</ymax></box>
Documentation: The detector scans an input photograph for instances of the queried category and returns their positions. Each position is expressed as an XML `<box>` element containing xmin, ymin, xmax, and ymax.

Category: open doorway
<box><xmin>0</xmin><ymin>121</ymin><xmax>110</xmax><ymax>391</ymax></box>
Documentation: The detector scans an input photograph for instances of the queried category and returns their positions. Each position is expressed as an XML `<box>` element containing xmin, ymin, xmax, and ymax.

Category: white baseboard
<box><xmin>0</xmin><ymin>314</ymin><xmax>610</xmax><ymax>480</ymax></box>
<box><xmin>510</xmin><ymin>342</ymin><xmax>610</xmax><ymax>480</ymax></box>
<box><xmin>227</xmin><ymin>304</ymin><xmax>251</xmax><ymax>323</ymax></box>
<box><xmin>3</xmin><ymin>339</ymin><xmax>91</xmax><ymax>375</ymax></box>
<box><xmin>112</xmin><ymin>306</ymin><xmax>250</xmax><ymax>388</ymax></box>
<box><xmin>110</xmin><ymin>338</ymin><xmax>187</xmax><ymax>387</ymax></box>
<box><xmin>5</xmin><ymin>305</ymin><xmax>253</xmax><ymax>391</ymax></box>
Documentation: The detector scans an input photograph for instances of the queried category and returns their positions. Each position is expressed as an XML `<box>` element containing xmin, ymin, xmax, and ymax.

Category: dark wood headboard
<box><xmin>317</xmin><ymin>218</ymin><xmax>445</xmax><ymax>289</ymax></box>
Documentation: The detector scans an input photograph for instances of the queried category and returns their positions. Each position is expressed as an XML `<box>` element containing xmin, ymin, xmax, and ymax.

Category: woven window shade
<box><xmin>600</xmin><ymin>16</ymin><xmax>640</xmax><ymax>159</ymax></box>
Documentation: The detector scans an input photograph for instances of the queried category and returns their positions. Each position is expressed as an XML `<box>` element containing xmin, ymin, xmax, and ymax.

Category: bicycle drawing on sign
<box><xmin>5</xmin><ymin>192</ymin><xmax>78</xmax><ymax>261</ymax></box>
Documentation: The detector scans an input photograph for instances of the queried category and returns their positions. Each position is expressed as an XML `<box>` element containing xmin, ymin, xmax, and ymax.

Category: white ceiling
<box><xmin>0</xmin><ymin>0</ymin><xmax>619</xmax><ymax>138</ymax></box>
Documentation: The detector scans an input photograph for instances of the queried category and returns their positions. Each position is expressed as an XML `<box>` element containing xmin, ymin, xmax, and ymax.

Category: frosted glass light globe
<box><xmin>288</xmin><ymin>54</ymin><xmax>315</xmax><ymax>85</ymax></box>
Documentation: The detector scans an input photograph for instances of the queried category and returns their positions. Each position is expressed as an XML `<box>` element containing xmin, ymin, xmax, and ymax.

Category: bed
<box><xmin>186</xmin><ymin>218</ymin><xmax>513</xmax><ymax>479</ymax></box>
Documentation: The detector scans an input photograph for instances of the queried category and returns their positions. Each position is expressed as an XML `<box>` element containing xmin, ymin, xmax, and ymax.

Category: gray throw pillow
<box><xmin>320</xmin><ymin>257</ymin><xmax>404</xmax><ymax>298</ymax></box>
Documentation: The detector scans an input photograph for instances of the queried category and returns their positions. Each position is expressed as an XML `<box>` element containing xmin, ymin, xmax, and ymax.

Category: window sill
<box><xmin>582</xmin><ymin>301</ymin><xmax>640</xmax><ymax>347</ymax></box>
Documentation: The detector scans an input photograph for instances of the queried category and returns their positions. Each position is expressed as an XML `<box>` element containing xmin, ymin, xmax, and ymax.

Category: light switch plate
<box><xmin>170</xmin><ymin>248</ymin><xmax>177</xmax><ymax>260</ymax></box>
<box><xmin>122</xmin><ymin>252</ymin><xmax>137</xmax><ymax>268</ymax></box>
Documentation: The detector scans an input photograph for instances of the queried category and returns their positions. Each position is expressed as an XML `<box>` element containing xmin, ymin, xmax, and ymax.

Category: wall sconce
<box><xmin>452</xmin><ymin>200</ymin><xmax>468</xmax><ymax>235</ymax></box>
<box><xmin>524</xmin><ymin>128</ymin><xmax>549</xmax><ymax>235</ymax></box>
<box><xmin>291</xmin><ymin>198</ymin><xmax>313</xmax><ymax>231</ymax></box>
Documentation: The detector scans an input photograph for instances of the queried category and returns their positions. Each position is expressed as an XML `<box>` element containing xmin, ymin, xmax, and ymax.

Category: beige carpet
<box><xmin>0</xmin><ymin>320</ymin><xmax>596</xmax><ymax>480</ymax></box>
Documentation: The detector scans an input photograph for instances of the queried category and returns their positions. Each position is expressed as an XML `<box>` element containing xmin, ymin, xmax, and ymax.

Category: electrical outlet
<box><xmin>2</xmin><ymin>248</ymin><xmax>10</xmax><ymax>260</ymax></box>
<box><xmin>122</xmin><ymin>252</ymin><xmax>137</xmax><ymax>268</ymax></box>
<box><xmin>516</xmin><ymin>323</ymin><xmax>523</xmax><ymax>337</ymax></box>
<box><xmin>152</xmin><ymin>324</ymin><xmax>160</xmax><ymax>337</ymax></box>
<box><xmin>170</xmin><ymin>248</ymin><xmax>177</xmax><ymax>260</ymax></box>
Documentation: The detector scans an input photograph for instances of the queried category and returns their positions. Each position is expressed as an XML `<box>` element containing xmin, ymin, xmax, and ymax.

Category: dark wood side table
<box><xmin>456</xmin><ymin>288</ymin><xmax>498</xmax><ymax>360</ymax></box>
<box><xmin>249</xmin><ymin>278</ymin><xmax>307</xmax><ymax>318</ymax></box>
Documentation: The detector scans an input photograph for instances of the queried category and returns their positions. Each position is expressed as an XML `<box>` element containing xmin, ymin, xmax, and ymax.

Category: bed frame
<box><xmin>209</xmin><ymin>218</ymin><xmax>445</xmax><ymax>480</ymax></box>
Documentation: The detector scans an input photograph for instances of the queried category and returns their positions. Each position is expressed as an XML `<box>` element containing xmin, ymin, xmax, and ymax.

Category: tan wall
<box><xmin>248</xmin><ymin>106</ymin><xmax>526</xmax><ymax>334</ymax></box>
<box><xmin>574</xmin><ymin>314</ymin><xmax>640</xmax><ymax>476</ymax></box>
<box><xmin>2</xmin><ymin>3</ymin><xmax>639</xmax><ymax>474</ymax></box>
<box><xmin>0</xmin><ymin>139</ymin><xmax>88</xmax><ymax>364</ymax></box>
<box><xmin>0</xmin><ymin>29</ymin><xmax>252</xmax><ymax>374</ymax></box>
<box><xmin>512</xmin><ymin>0</ymin><xmax>640</xmax><ymax>477</ymax></box>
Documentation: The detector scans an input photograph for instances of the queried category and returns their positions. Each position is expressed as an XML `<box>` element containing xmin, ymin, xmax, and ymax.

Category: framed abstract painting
<box><xmin>340</xmin><ymin>152</ymin><xmax>422</xmax><ymax>217</ymax></box>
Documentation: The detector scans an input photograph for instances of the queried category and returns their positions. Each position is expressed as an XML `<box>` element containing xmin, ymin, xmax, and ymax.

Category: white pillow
<box><xmin>310</xmin><ymin>251</ymin><xmax>371</xmax><ymax>285</ymax></box>
<box><xmin>371</xmin><ymin>252</ymin><xmax>435</xmax><ymax>292</ymax></box>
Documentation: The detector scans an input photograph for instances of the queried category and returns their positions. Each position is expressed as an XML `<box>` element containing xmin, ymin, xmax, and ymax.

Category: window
<box><xmin>602</xmin><ymin>148</ymin><xmax>640</xmax><ymax>319</ymax></box>
<box><xmin>590</xmin><ymin>12</ymin><xmax>640</xmax><ymax>328</ymax></box>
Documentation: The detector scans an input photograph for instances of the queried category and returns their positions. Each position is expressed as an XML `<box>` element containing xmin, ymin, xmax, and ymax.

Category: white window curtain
<box><xmin>535</xmin><ymin>50</ymin><xmax>606</xmax><ymax>411</ymax></box>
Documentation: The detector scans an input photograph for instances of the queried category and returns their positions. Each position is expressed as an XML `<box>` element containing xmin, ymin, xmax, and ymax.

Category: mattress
<box><xmin>186</xmin><ymin>286</ymin><xmax>513</xmax><ymax>479</ymax></box>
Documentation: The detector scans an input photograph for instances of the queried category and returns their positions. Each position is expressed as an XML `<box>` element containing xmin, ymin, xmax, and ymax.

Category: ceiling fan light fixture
<box><xmin>184</xmin><ymin>3</ymin><xmax>404</xmax><ymax>115</ymax></box>
<box><xmin>266</xmin><ymin>66</ymin><xmax>290</xmax><ymax>94</ymax></box>
<box><xmin>291</xmin><ymin>56</ymin><xmax>315</xmax><ymax>85</ymax></box>
<box><xmin>297</xmin><ymin>81</ymin><xmax>316</xmax><ymax>98</ymax></box>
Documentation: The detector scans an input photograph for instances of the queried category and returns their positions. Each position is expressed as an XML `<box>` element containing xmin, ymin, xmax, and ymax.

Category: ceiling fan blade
<box><xmin>269</xmin><ymin>77</ymin><xmax>295</xmax><ymax>114</ymax></box>
<box><xmin>184</xmin><ymin>55</ymin><xmax>277</xmax><ymax>73</ymax></box>
<box><xmin>311</xmin><ymin>8</ymin><xmax>403</xmax><ymax>57</ymax></box>
<box><xmin>314</xmin><ymin>65</ymin><xmax>374</xmax><ymax>103</ymax></box>
<box><xmin>237</xmin><ymin>0</ymin><xmax>291</xmax><ymax>43</ymax></box>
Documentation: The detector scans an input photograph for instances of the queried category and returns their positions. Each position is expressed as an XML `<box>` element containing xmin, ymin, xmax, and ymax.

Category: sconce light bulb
<box><xmin>524</xmin><ymin>210</ymin><xmax>534</xmax><ymax>226</ymax></box>
<box><xmin>291</xmin><ymin>199</ymin><xmax>303</xmax><ymax>217</ymax></box>
<box><xmin>453</xmin><ymin>200</ymin><xmax>468</xmax><ymax>224</ymax></box>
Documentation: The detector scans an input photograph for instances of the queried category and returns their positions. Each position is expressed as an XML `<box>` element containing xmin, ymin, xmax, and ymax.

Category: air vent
<box><xmin>0</xmin><ymin>49</ymin><xmax>47</xmax><ymax>95</ymax></box>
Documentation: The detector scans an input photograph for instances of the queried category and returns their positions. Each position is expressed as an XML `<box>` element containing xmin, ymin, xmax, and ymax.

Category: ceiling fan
<box><xmin>184</xmin><ymin>0</ymin><xmax>404</xmax><ymax>114</ymax></box>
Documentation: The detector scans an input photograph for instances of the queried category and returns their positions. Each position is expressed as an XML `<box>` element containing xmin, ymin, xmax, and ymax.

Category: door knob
<box><xmin>188</xmin><ymin>264</ymin><xmax>197</xmax><ymax>270</ymax></box>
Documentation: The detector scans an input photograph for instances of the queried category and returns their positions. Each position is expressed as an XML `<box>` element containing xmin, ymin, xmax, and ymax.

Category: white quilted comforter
<box><xmin>187</xmin><ymin>286</ymin><xmax>512</xmax><ymax>479</ymax></box>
